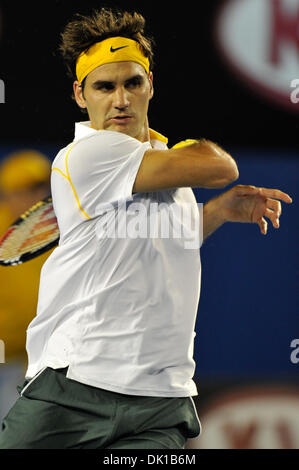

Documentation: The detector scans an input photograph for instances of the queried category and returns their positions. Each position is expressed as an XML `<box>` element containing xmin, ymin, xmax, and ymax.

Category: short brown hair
<box><xmin>59</xmin><ymin>7</ymin><xmax>155</xmax><ymax>83</ymax></box>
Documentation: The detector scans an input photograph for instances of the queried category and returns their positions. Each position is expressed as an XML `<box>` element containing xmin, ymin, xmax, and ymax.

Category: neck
<box><xmin>89</xmin><ymin>117</ymin><xmax>151</xmax><ymax>144</ymax></box>
<box><xmin>135</xmin><ymin>116</ymin><xmax>150</xmax><ymax>143</ymax></box>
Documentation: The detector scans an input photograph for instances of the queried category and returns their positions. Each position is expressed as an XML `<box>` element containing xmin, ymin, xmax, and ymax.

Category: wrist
<box><xmin>203</xmin><ymin>196</ymin><xmax>227</xmax><ymax>226</ymax></box>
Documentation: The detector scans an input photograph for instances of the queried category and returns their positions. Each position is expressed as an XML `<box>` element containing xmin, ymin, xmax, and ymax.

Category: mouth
<box><xmin>108</xmin><ymin>115</ymin><xmax>133</xmax><ymax>125</ymax></box>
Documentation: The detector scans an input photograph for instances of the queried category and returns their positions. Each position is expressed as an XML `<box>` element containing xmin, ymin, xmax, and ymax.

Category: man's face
<box><xmin>74</xmin><ymin>62</ymin><xmax>153</xmax><ymax>143</ymax></box>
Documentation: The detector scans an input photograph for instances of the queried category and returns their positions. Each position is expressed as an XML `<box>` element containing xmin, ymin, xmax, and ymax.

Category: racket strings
<box><xmin>0</xmin><ymin>203</ymin><xmax>59</xmax><ymax>262</ymax></box>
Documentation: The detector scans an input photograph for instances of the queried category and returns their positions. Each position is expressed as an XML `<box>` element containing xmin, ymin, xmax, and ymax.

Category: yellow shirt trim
<box><xmin>52</xmin><ymin>168</ymin><xmax>68</xmax><ymax>180</ymax></box>
<box><xmin>51</xmin><ymin>144</ymin><xmax>91</xmax><ymax>220</ymax></box>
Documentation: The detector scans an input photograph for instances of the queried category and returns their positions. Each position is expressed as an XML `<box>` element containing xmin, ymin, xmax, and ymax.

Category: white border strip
<box><xmin>189</xmin><ymin>396</ymin><xmax>202</xmax><ymax>437</ymax></box>
<box><xmin>20</xmin><ymin>366</ymin><xmax>47</xmax><ymax>397</ymax></box>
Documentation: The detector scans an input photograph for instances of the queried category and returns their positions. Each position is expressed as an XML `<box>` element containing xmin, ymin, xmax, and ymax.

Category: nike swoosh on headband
<box><xmin>110</xmin><ymin>45</ymin><xmax>129</xmax><ymax>53</ymax></box>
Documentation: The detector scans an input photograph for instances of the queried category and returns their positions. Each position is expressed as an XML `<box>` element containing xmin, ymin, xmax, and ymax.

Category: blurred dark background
<box><xmin>0</xmin><ymin>0</ymin><xmax>298</xmax><ymax>448</ymax></box>
<box><xmin>0</xmin><ymin>0</ymin><xmax>298</xmax><ymax>150</ymax></box>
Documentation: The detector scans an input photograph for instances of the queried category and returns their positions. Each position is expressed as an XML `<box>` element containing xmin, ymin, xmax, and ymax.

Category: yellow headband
<box><xmin>76</xmin><ymin>37</ymin><xmax>150</xmax><ymax>83</ymax></box>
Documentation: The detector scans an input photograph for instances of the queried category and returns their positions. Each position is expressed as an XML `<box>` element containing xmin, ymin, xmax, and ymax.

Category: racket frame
<box><xmin>0</xmin><ymin>195</ymin><xmax>59</xmax><ymax>266</ymax></box>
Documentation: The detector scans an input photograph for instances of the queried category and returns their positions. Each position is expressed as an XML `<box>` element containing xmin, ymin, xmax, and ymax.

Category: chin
<box><xmin>109</xmin><ymin>124</ymin><xmax>136</xmax><ymax>137</ymax></box>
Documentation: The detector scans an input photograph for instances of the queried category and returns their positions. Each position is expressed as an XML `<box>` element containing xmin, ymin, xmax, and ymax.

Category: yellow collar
<box><xmin>149</xmin><ymin>128</ymin><xmax>168</xmax><ymax>144</ymax></box>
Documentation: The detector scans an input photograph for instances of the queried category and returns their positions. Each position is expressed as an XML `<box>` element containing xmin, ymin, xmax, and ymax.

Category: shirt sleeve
<box><xmin>66</xmin><ymin>130</ymin><xmax>151</xmax><ymax>218</ymax></box>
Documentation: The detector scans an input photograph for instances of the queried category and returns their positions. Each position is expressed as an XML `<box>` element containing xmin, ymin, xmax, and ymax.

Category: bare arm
<box><xmin>133</xmin><ymin>139</ymin><xmax>239</xmax><ymax>193</ymax></box>
<box><xmin>202</xmin><ymin>185</ymin><xmax>293</xmax><ymax>243</ymax></box>
<box><xmin>202</xmin><ymin>196</ymin><xmax>226</xmax><ymax>242</ymax></box>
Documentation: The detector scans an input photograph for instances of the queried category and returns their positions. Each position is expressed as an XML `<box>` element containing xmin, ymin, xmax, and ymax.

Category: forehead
<box><xmin>86</xmin><ymin>61</ymin><xmax>146</xmax><ymax>84</ymax></box>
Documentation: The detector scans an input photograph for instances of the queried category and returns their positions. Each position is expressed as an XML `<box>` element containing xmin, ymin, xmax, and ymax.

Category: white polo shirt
<box><xmin>25</xmin><ymin>121</ymin><xmax>202</xmax><ymax>397</ymax></box>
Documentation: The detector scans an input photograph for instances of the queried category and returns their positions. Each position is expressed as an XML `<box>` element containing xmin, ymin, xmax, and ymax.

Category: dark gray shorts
<box><xmin>0</xmin><ymin>367</ymin><xmax>201</xmax><ymax>449</ymax></box>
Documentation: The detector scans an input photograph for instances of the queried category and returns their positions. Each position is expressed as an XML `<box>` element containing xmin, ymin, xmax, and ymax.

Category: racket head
<box><xmin>0</xmin><ymin>195</ymin><xmax>59</xmax><ymax>266</ymax></box>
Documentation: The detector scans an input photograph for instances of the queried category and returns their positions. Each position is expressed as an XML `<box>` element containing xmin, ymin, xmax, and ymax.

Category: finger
<box><xmin>259</xmin><ymin>188</ymin><xmax>293</xmax><ymax>204</ymax></box>
<box><xmin>264</xmin><ymin>208</ymin><xmax>280</xmax><ymax>228</ymax></box>
<box><xmin>258</xmin><ymin>217</ymin><xmax>268</xmax><ymax>235</ymax></box>
<box><xmin>267</xmin><ymin>198</ymin><xmax>281</xmax><ymax>217</ymax></box>
<box><xmin>266</xmin><ymin>199</ymin><xmax>281</xmax><ymax>225</ymax></box>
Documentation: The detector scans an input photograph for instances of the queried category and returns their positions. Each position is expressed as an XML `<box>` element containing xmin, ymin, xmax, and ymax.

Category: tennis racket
<box><xmin>0</xmin><ymin>195</ymin><xmax>59</xmax><ymax>266</ymax></box>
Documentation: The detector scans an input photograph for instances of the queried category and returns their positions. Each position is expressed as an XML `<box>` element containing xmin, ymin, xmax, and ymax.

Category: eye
<box><xmin>125</xmin><ymin>76</ymin><xmax>143</xmax><ymax>89</ymax></box>
<box><xmin>94</xmin><ymin>82</ymin><xmax>114</xmax><ymax>91</ymax></box>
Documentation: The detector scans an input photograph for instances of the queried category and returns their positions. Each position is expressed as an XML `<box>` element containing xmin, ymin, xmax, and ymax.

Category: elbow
<box><xmin>211</xmin><ymin>161</ymin><xmax>239</xmax><ymax>188</ymax></box>
<box><xmin>227</xmin><ymin>162</ymin><xmax>239</xmax><ymax>183</ymax></box>
<box><xmin>221</xmin><ymin>148</ymin><xmax>239</xmax><ymax>184</ymax></box>
<box><xmin>208</xmin><ymin>141</ymin><xmax>239</xmax><ymax>187</ymax></box>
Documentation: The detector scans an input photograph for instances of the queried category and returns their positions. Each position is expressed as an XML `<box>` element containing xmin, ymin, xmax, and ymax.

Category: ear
<box><xmin>148</xmin><ymin>72</ymin><xmax>154</xmax><ymax>99</ymax></box>
<box><xmin>73</xmin><ymin>80</ymin><xmax>87</xmax><ymax>109</ymax></box>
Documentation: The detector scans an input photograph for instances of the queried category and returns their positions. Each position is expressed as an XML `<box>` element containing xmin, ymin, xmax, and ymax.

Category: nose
<box><xmin>112</xmin><ymin>86</ymin><xmax>130</xmax><ymax>111</ymax></box>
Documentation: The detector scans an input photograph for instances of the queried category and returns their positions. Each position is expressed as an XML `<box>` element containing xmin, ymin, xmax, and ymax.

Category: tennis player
<box><xmin>0</xmin><ymin>8</ymin><xmax>292</xmax><ymax>449</ymax></box>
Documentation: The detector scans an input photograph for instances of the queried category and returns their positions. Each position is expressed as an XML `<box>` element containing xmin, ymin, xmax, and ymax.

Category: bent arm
<box><xmin>133</xmin><ymin>139</ymin><xmax>239</xmax><ymax>193</ymax></box>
